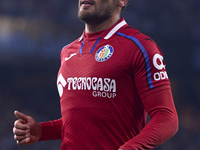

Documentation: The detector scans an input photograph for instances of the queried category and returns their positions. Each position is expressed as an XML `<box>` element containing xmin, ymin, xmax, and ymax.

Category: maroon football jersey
<box><xmin>39</xmin><ymin>18</ymin><xmax>178</xmax><ymax>150</ymax></box>
<box><xmin>55</xmin><ymin>18</ymin><xmax>170</xmax><ymax>149</ymax></box>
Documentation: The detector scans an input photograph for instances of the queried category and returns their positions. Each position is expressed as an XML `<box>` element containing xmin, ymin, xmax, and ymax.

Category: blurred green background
<box><xmin>0</xmin><ymin>0</ymin><xmax>200</xmax><ymax>149</ymax></box>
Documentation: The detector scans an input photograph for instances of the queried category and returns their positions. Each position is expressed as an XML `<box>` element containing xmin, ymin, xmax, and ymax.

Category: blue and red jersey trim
<box><xmin>117</xmin><ymin>32</ymin><xmax>154</xmax><ymax>89</ymax></box>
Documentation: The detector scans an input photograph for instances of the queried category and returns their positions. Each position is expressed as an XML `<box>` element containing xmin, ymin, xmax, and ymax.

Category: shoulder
<box><xmin>61</xmin><ymin>38</ymin><xmax>81</xmax><ymax>54</ymax></box>
<box><xmin>116</xmin><ymin>24</ymin><xmax>162</xmax><ymax>55</ymax></box>
<box><xmin>60</xmin><ymin>37</ymin><xmax>81</xmax><ymax>62</ymax></box>
<box><xmin>117</xmin><ymin>25</ymin><xmax>156</xmax><ymax>46</ymax></box>
<box><xmin>62</xmin><ymin>38</ymin><xmax>81</xmax><ymax>52</ymax></box>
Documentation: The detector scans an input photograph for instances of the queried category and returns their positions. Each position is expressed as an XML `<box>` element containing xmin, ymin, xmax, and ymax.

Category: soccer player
<box><xmin>13</xmin><ymin>0</ymin><xmax>178</xmax><ymax>149</ymax></box>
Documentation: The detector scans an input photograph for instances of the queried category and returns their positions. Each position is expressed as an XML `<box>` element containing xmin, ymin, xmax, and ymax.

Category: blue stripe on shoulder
<box><xmin>117</xmin><ymin>32</ymin><xmax>154</xmax><ymax>89</ymax></box>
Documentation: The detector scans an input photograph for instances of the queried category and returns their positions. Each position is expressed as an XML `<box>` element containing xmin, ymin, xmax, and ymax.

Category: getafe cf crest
<box><xmin>95</xmin><ymin>45</ymin><xmax>114</xmax><ymax>62</ymax></box>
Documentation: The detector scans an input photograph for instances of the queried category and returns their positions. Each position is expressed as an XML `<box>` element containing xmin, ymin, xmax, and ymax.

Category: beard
<box><xmin>78</xmin><ymin>11</ymin><xmax>112</xmax><ymax>25</ymax></box>
<box><xmin>78</xmin><ymin>1</ymin><xmax>116</xmax><ymax>25</ymax></box>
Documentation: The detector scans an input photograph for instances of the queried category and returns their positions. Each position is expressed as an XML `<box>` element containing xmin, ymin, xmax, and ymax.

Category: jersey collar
<box><xmin>79</xmin><ymin>18</ymin><xmax>127</xmax><ymax>42</ymax></box>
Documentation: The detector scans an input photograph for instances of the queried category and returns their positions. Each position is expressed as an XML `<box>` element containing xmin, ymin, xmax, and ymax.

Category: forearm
<box><xmin>39</xmin><ymin>118</ymin><xmax>62</xmax><ymax>141</ymax></box>
<box><xmin>120</xmin><ymin>108</ymin><xmax>178</xmax><ymax>149</ymax></box>
<box><xmin>120</xmin><ymin>88</ymin><xmax>179</xmax><ymax>150</ymax></box>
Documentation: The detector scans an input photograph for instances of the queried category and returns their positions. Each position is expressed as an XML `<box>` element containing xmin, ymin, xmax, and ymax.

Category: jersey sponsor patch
<box><xmin>153</xmin><ymin>54</ymin><xmax>165</xmax><ymax>70</ymax></box>
<box><xmin>95</xmin><ymin>45</ymin><xmax>114</xmax><ymax>62</ymax></box>
<box><xmin>57</xmin><ymin>74</ymin><xmax>117</xmax><ymax>98</ymax></box>
<box><xmin>152</xmin><ymin>54</ymin><xmax>168</xmax><ymax>81</ymax></box>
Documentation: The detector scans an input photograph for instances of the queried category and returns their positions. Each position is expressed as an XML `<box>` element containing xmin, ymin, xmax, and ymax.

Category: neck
<box><xmin>85</xmin><ymin>14</ymin><xmax>120</xmax><ymax>33</ymax></box>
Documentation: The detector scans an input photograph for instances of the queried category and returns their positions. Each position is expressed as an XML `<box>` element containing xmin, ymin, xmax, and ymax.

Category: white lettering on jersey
<box><xmin>153</xmin><ymin>54</ymin><xmax>168</xmax><ymax>81</ymax></box>
<box><xmin>153</xmin><ymin>54</ymin><xmax>165</xmax><ymax>70</ymax></box>
<box><xmin>57</xmin><ymin>75</ymin><xmax>116</xmax><ymax>98</ymax></box>
<box><xmin>92</xmin><ymin>91</ymin><xmax>116</xmax><ymax>98</ymax></box>
<box><xmin>57</xmin><ymin>74</ymin><xmax>67</xmax><ymax>97</ymax></box>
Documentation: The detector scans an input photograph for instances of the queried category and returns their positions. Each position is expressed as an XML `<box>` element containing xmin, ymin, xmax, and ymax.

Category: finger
<box><xmin>17</xmin><ymin>137</ymin><xmax>30</xmax><ymax>145</ymax></box>
<box><xmin>14</xmin><ymin>110</ymin><xmax>29</xmax><ymax>121</ymax></box>
<box><xmin>14</xmin><ymin>120</ymin><xmax>29</xmax><ymax>130</ymax></box>
<box><xmin>13</xmin><ymin>127</ymin><xmax>29</xmax><ymax>136</ymax></box>
<box><xmin>14</xmin><ymin>134</ymin><xmax>29</xmax><ymax>141</ymax></box>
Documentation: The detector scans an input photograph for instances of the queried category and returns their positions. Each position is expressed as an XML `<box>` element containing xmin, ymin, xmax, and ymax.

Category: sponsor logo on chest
<box><xmin>57</xmin><ymin>74</ymin><xmax>117</xmax><ymax>99</ymax></box>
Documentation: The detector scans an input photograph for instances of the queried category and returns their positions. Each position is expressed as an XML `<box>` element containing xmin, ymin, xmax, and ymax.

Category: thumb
<box><xmin>14</xmin><ymin>110</ymin><xmax>29</xmax><ymax>122</ymax></box>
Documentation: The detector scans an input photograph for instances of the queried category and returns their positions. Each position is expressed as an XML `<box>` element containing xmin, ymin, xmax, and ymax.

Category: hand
<box><xmin>13</xmin><ymin>110</ymin><xmax>42</xmax><ymax>145</ymax></box>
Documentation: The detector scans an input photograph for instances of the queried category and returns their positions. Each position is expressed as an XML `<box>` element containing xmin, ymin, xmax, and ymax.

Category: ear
<box><xmin>118</xmin><ymin>0</ymin><xmax>129</xmax><ymax>8</ymax></box>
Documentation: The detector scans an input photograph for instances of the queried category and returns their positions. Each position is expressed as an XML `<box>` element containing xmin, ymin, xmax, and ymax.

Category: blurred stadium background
<box><xmin>0</xmin><ymin>0</ymin><xmax>200</xmax><ymax>149</ymax></box>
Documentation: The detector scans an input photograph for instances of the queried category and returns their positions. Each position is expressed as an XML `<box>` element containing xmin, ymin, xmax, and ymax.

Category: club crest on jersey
<box><xmin>95</xmin><ymin>45</ymin><xmax>114</xmax><ymax>62</ymax></box>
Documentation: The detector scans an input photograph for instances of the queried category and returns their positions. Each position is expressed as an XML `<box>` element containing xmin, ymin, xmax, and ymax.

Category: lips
<box><xmin>80</xmin><ymin>0</ymin><xmax>93</xmax><ymax>5</ymax></box>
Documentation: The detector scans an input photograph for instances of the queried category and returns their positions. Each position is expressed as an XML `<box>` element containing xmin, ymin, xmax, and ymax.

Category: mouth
<box><xmin>80</xmin><ymin>0</ymin><xmax>93</xmax><ymax>6</ymax></box>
